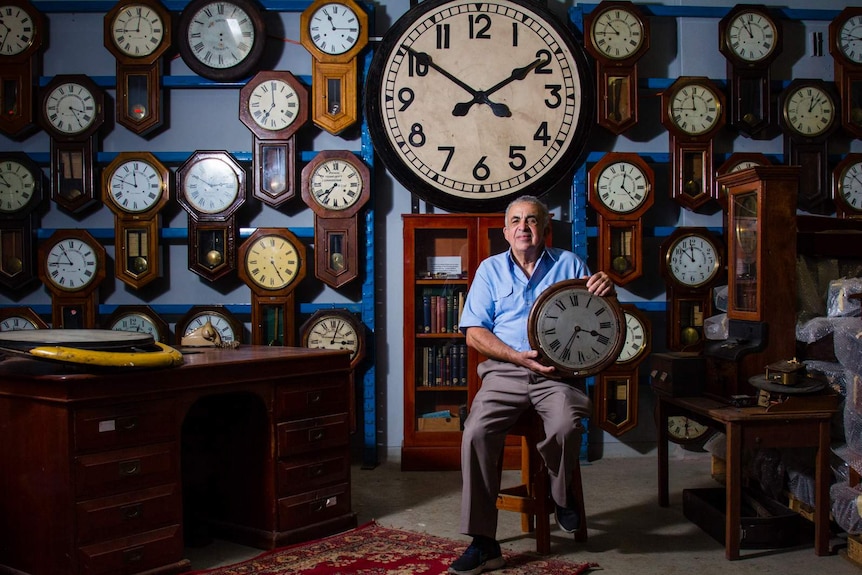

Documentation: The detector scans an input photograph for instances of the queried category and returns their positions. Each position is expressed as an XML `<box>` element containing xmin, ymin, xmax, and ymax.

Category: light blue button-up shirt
<box><xmin>459</xmin><ymin>247</ymin><xmax>592</xmax><ymax>352</ymax></box>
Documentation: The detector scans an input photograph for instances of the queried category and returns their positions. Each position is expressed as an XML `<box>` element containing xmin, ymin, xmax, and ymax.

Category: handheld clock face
<box><xmin>307</xmin><ymin>2</ymin><xmax>361</xmax><ymax>55</ymax></box>
<box><xmin>107</xmin><ymin>157</ymin><xmax>165</xmax><ymax>213</ymax></box>
<box><xmin>110</xmin><ymin>3</ymin><xmax>166</xmax><ymax>58</ymax></box>
<box><xmin>43</xmin><ymin>81</ymin><xmax>98</xmax><ymax>135</ymax></box>
<box><xmin>110</xmin><ymin>312</ymin><xmax>162</xmax><ymax>339</ymax></box>
<box><xmin>667</xmin><ymin>233</ymin><xmax>720</xmax><ymax>288</ymax></box>
<box><xmin>0</xmin><ymin>3</ymin><xmax>37</xmax><ymax>56</ymax></box>
<box><xmin>617</xmin><ymin>310</ymin><xmax>647</xmax><ymax>364</ymax></box>
<box><xmin>838</xmin><ymin>13</ymin><xmax>862</xmax><ymax>64</ymax></box>
<box><xmin>365</xmin><ymin>0</ymin><xmax>593</xmax><ymax>213</ymax></box>
<box><xmin>182</xmin><ymin>311</ymin><xmax>237</xmax><ymax>342</ymax></box>
<box><xmin>0</xmin><ymin>158</ymin><xmax>37</xmax><ymax>214</ymax></box>
<box><xmin>243</xmin><ymin>233</ymin><xmax>301</xmax><ymax>290</ymax></box>
<box><xmin>595</xmin><ymin>160</ymin><xmax>650</xmax><ymax>214</ymax></box>
<box><xmin>528</xmin><ymin>279</ymin><xmax>625</xmax><ymax>377</ymax></box>
<box><xmin>309</xmin><ymin>157</ymin><xmax>364</xmax><ymax>211</ymax></box>
<box><xmin>302</xmin><ymin>311</ymin><xmax>362</xmax><ymax>363</ymax></box>
<box><xmin>783</xmin><ymin>84</ymin><xmax>835</xmax><ymax>137</ymax></box>
<box><xmin>44</xmin><ymin>236</ymin><xmax>100</xmax><ymax>291</ymax></box>
<box><xmin>838</xmin><ymin>159</ymin><xmax>862</xmax><ymax>214</ymax></box>
<box><xmin>668</xmin><ymin>82</ymin><xmax>721</xmax><ymax>136</ymax></box>
<box><xmin>247</xmin><ymin>78</ymin><xmax>301</xmax><ymax>131</ymax></box>
<box><xmin>725</xmin><ymin>10</ymin><xmax>778</xmax><ymax>63</ymax></box>
<box><xmin>589</xmin><ymin>6</ymin><xmax>645</xmax><ymax>61</ymax></box>
<box><xmin>181</xmin><ymin>156</ymin><xmax>240</xmax><ymax>214</ymax></box>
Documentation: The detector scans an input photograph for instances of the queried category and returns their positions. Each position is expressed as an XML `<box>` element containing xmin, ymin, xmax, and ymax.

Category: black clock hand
<box><xmin>271</xmin><ymin>258</ymin><xmax>285</xmax><ymax>283</ymax></box>
<box><xmin>403</xmin><ymin>46</ymin><xmax>492</xmax><ymax>104</ymax></box>
<box><xmin>452</xmin><ymin>58</ymin><xmax>543</xmax><ymax>117</ymax></box>
<box><xmin>330</xmin><ymin>321</ymin><xmax>344</xmax><ymax>344</ymax></box>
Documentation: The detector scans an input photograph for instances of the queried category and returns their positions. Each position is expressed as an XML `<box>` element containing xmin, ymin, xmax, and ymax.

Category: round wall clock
<box><xmin>176</xmin><ymin>305</ymin><xmax>243</xmax><ymax>345</ymax></box>
<box><xmin>238</xmin><ymin>227</ymin><xmax>305</xmax><ymax>293</ymax></box>
<box><xmin>527</xmin><ymin>278</ymin><xmax>625</xmax><ymax>378</ymax></box>
<box><xmin>365</xmin><ymin>0</ymin><xmax>594</xmax><ymax>212</ymax></box>
<box><xmin>0</xmin><ymin>153</ymin><xmax>42</xmax><ymax>291</ymax></box>
<box><xmin>0</xmin><ymin>0</ymin><xmax>44</xmax><ymax>138</ymax></box>
<box><xmin>616</xmin><ymin>306</ymin><xmax>650</xmax><ymax>365</ymax></box>
<box><xmin>833</xmin><ymin>153</ymin><xmax>862</xmax><ymax>219</ymax></box>
<box><xmin>37</xmin><ymin>229</ymin><xmax>106</xmax><ymax>328</ymax></box>
<box><xmin>105</xmin><ymin>305</ymin><xmax>170</xmax><ymax>343</ymax></box>
<box><xmin>589</xmin><ymin>153</ymin><xmax>652</xmax><ymax>217</ymax></box>
<box><xmin>300</xmin><ymin>308</ymin><xmax>366</xmax><ymax>368</ymax></box>
<box><xmin>663</xmin><ymin>229</ymin><xmax>722</xmax><ymax>289</ymax></box>
<box><xmin>0</xmin><ymin>153</ymin><xmax>41</xmax><ymax>216</ymax></box>
<box><xmin>0</xmin><ymin>306</ymin><xmax>48</xmax><ymax>331</ymax></box>
<box><xmin>780</xmin><ymin>80</ymin><xmax>837</xmax><ymax>139</ymax></box>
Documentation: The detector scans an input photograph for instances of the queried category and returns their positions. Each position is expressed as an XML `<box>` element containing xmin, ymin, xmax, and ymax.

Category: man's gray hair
<box><xmin>504</xmin><ymin>195</ymin><xmax>550</xmax><ymax>228</ymax></box>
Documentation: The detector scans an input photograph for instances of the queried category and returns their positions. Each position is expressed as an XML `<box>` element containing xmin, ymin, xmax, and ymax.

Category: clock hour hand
<box><xmin>452</xmin><ymin>58</ymin><xmax>543</xmax><ymax>117</ymax></box>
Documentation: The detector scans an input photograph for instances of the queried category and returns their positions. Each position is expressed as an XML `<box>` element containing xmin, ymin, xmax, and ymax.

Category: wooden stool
<box><xmin>496</xmin><ymin>408</ymin><xmax>587</xmax><ymax>554</ymax></box>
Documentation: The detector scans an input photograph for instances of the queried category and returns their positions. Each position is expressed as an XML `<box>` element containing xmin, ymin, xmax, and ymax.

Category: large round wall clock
<box><xmin>365</xmin><ymin>0</ymin><xmax>594</xmax><ymax>213</ymax></box>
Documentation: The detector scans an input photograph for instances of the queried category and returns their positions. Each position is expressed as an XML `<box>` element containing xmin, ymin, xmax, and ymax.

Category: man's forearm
<box><xmin>464</xmin><ymin>327</ymin><xmax>519</xmax><ymax>365</ymax></box>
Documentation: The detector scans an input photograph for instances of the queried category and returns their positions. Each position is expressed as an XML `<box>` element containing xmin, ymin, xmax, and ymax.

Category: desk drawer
<box><xmin>277</xmin><ymin>482</ymin><xmax>351</xmax><ymax>531</ymax></box>
<box><xmin>277</xmin><ymin>451</ymin><xmax>349</xmax><ymax>497</ymax></box>
<box><xmin>275</xmin><ymin>376</ymin><xmax>348</xmax><ymax>420</ymax></box>
<box><xmin>78</xmin><ymin>524</ymin><xmax>183</xmax><ymax>575</ymax></box>
<box><xmin>75</xmin><ymin>402</ymin><xmax>175</xmax><ymax>452</ymax></box>
<box><xmin>76</xmin><ymin>484</ymin><xmax>181</xmax><ymax>545</ymax></box>
<box><xmin>277</xmin><ymin>414</ymin><xmax>348</xmax><ymax>458</ymax></box>
<box><xmin>75</xmin><ymin>443</ymin><xmax>177</xmax><ymax>499</ymax></box>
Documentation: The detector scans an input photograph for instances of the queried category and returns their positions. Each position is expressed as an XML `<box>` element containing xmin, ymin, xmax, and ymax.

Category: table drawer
<box><xmin>277</xmin><ymin>482</ymin><xmax>351</xmax><ymax>531</ymax></box>
<box><xmin>76</xmin><ymin>484</ymin><xmax>181</xmax><ymax>545</ymax></box>
<box><xmin>75</xmin><ymin>443</ymin><xmax>177</xmax><ymax>499</ymax></box>
<box><xmin>277</xmin><ymin>451</ymin><xmax>349</xmax><ymax>497</ymax></box>
<box><xmin>78</xmin><ymin>524</ymin><xmax>183</xmax><ymax>575</ymax></box>
<box><xmin>277</xmin><ymin>414</ymin><xmax>348</xmax><ymax>458</ymax></box>
<box><xmin>275</xmin><ymin>375</ymin><xmax>348</xmax><ymax>420</ymax></box>
<box><xmin>75</xmin><ymin>402</ymin><xmax>175</xmax><ymax>452</ymax></box>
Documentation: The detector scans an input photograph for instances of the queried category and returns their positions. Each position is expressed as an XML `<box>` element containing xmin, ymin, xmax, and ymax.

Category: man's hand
<box><xmin>585</xmin><ymin>272</ymin><xmax>616</xmax><ymax>297</ymax></box>
<box><xmin>516</xmin><ymin>348</ymin><xmax>558</xmax><ymax>376</ymax></box>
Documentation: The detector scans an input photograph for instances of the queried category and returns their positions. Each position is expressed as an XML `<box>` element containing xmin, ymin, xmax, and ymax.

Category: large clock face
<box><xmin>589</xmin><ymin>5</ymin><xmax>645</xmax><ymax>61</ymax></box>
<box><xmin>181</xmin><ymin>155</ymin><xmax>240</xmax><ymax>214</ymax></box>
<box><xmin>106</xmin><ymin>157</ymin><xmax>165</xmax><ymax>213</ymax></box>
<box><xmin>44</xmin><ymin>235</ymin><xmax>100</xmax><ymax>291</ymax></box>
<box><xmin>365</xmin><ymin>0</ymin><xmax>593</xmax><ymax>212</ymax></box>
<box><xmin>43</xmin><ymin>81</ymin><xmax>98</xmax><ymax>135</ymax></box>
<box><xmin>0</xmin><ymin>3</ymin><xmax>38</xmax><ymax>56</ymax></box>
<box><xmin>0</xmin><ymin>158</ymin><xmax>37</xmax><ymax>214</ymax></box>
<box><xmin>595</xmin><ymin>160</ymin><xmax>650</xmax><ymax>215</ymax></box>
<box><xmin>724</xmin><ymin>10</ymin><xmax>778</xmax><ymax>63</ymax></box>
<box><xmin>783</xmin><ymin>84</ymin><xmax>836</xmax><ymax>137</ymax></box>
<box><xmin>242</xmin><ymin>233</ymin><xmax>301</xmax><ymax>290</ymax></box>
<box><xmin>666</xmin><ymin>233</ymin><xmax>720</xmax><ymax>288</ymax></box>
<box><xmin>109</xmin><ymin>2</ymin><xmax>166</xmax><ymax>58</ymax></box>
<box><xmin>668</xmin><ymin>82</ymin><xmax>721</xmax><ymax>136</ymax></box>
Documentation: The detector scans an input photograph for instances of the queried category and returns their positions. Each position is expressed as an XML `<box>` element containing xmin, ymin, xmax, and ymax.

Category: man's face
<box><xmin>503</xmin><ymin>201</ymin><xmax>547</xmax><ymax>253</ymax></box>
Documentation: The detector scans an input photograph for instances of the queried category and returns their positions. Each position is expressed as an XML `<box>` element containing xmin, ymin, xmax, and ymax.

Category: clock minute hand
<box><xmin>453</xmin><ymin>58</ymin><xmax>543</xmax><ymax>117</ymax></box>
<box><xmin>403</xmin><ymin>46</ymin><xmax>490</xmax><ymax>104</ymax></box>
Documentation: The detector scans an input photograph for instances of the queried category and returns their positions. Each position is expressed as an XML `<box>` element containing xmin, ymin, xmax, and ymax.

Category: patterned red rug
<box><xmin>182</xmin><ymin>521</ymin><xmax>598</xmax><ymax>575</ymax></box>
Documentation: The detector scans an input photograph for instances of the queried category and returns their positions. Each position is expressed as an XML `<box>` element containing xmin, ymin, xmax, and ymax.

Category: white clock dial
<box><xmin>310</xmin><ymin>157</ymin><xmax>363</xmax><ymax>210</ymax></box>
<box><xmin>729</xmin><ymin>160</ymin><xmax>762</xmax><ymax>174</ymax></box>
<box><xmin>0</xmin><ymin>3</ymin><xmax>37</xmax><ymax>56</ymax></box>
<box><xmin>0</xmin><ymin>158</ymin><xmax>36</xmax><ymax>214</ymax></box>
<box><xmin>308</xmin><ymin>2</ymin><xmax>361</xmax><ymax>55</ymax></box>
<box><xmin>304</xmin><ymin>314</ymin><xmax>360</xmax><ymax>359</ymax></box>
<box><xmin>784</xmin><ymin>84</ymin><xmax>835</xmax><ymax>137</ymax></box>
<box><xmin>248</xmin><ymin>78</ymin><xmax>301</xmax><ymax>131</ymax></box>
<box><xmin>185</xmin><ymin>1</ymin><xmax>257</xmax><ymax>69</ymax></box>
<box><xmin>590</xmin><ymin>6</ymin><xmax>644</xmax><ymax>61</ymax></box>
<box><xmin>617</xmin><ymin>311</ymin><xmax>646</xmax><ymax>363</ymax></box>
<box><xmin>111</xmin><ymin>313</ymin><xmax>161</xmax><ymax>338</ymax></box>
<box><xmin>43</xmin><ymin>81</ymin><xmax>98</xmax><ymax>135</ymax></box>
<box><xmin>243</xmin><ymin>234</ymin><xmax>301</xmax><ymax>290</ymax></box>
<box><xmin>667</xmin><ymin>415</ymin><xmax>710</xmax><ymax>443</ymax></box>
<box><xmin>726</xmin><ymin>11</ymin><xmax>777</xmax><ymax>63</ymax></box>
<box><xmin>839</xmin><ymin>159</ymin><xmax>862</xmax><ymax>213</ymax></box>
<box><xmin>667</xmin><ymin>234</ymin><xmax>720</xmax><ymax>288</ymax></box>
<box><xmin>110</xmin><ymin>3</ymin><xmax>165</xmax><ymax>57</ymax></box>
<box><xmin>0</xmin><ymin>315</ymin><xmax>38</xmax><ymax>331</ymax></box>
<box><xmin>183</xmin><ymin>312</ymin><xmax>237</xmax><ymax>342</ymax></box>
<box><xmin>839</xmin><ymin>14</ymin><xmax>862</xmax><ymax>64</ymax></box>
<box><xmin>107</xmin><ymin>158</ymin><xmax>164</xmax><ymax>213</ymax></box>
<box><xmin>596</xmin><ymin>160</ymin><xmax>649</xmax><ymax>214</ymax></box>
<box><xmin>669</xmin><ymin>83</ymin><xmax>721</xmax><ymax>135</ymax></box>
<box><xmin>182</xmin><ymin>156</ymin><xmax>240</xmax><ymax>214</ymax></box>
<box><xmin>44</xmin><ymin>236</ymin><xmax>100</xmax><ymax>291</ymax></box>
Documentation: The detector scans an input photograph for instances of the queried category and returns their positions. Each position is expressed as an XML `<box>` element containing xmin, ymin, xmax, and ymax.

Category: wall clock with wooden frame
<box><xmin>37</xmin><ymin>229</ymin><xmax>106</xmax><ymax>329</ymax></box>
<box><xmin>102</xmin><ymin>151</ymin><xmax>170</xmax><ymax>289</ymax></box>
<box><xmin>238</xmin><ymin>227</ymin><xmax>306</xmax><ymax>346</ymax></box>
<box><xmin>588</xmin><ymin>152</ymin><xmax>654</xmax><ymax>286</ymax></box>
<box><xmin>176</xmin><ymin>150</ymin><xmax>246</xmax><ymax>282</ymax></box>
<box><xmin>0</xmin><ymin>0</ymin><xmax>44</xmax><ymax>139</ymax></box>
<box><xmin>365</xmin><ymin>0</ymin><xmax>594</xmax><ymax>213</ymax></box>
<box><xmin>39</xmin><ymin>75</ymin><xmax>106</xmax><ymax>215</ymax></box>
<box><xmin>300</xmin><ymin>0</ymin><xmax>368</xmax><ymax>135</ymax></box>
<box><xmin>177</xmin><ymin>0</ymin><xmax>267</xmax><ymax>82</ymax></box>
<box><xmin>594</xmin><ymin>304</ymin><xmax>651</xmax><ymax>437</ymax></box>
<box><xmin>0</xmin><ymin>152</ymin><xmax>43</xmax><ymax>292</ymax></box>
<box><xmin>833</xmin><ymin>153</ymin><xmax>862</xmax><ymax>219</ymax></box>
<box><xmin>659</xmin><ymin>228</ymin><xmax>724</xmax><ymax>351</ymax></box>
<box><xmin>105</xmin><ymin>304</ymin><xmax>170</xmax><ymax>343</ymax></box>
<box><xmin>718</xmin><ymin>4</ymin><xmax>781</xmax><ymax>139</ymax></box>
<box><xmin>103</xmin><ymin>0</ymin><xmax>171</xmax><ymax>136</ymax></box>
<box><xmin>584</xmin><ymin>0</ymin><xmax>649</xmax><ymax>134</ymax></box>
<box><xmin>714</xmin><ymin>152</ymin><xmax>771</xmax><ymax>211</ymax></box>
<box><xmin>660</xmin><ymin>77</ymin><xmax>725</xmax><ymax>211</ymax></box>
<box><xmin>0</xmin><ymin>306</ymin><xmax>48</xmax><ymax>331</ymax></box>
<box><xmin>778</xmin><ymin>79</ymin><xmax>838</xmax><ymax>215</ymax></box>
<box><xmin>300</xmin><ymin>150</ymin><xmax>370</xmax><ymax>288</ymax></box>
<box><xmin>830</xmin><ymin>7</ymin><xmax>862</xmax><ymax>138</ymax></box>
<box><xmin>239</xmin><ymin>70</ymin><xmax>309</xmax><ymax>208</ymax></box>
<box><xmin>176</xmin><ymin>305</ymin><xmax>243</xmax><ymax>346</ymax></box>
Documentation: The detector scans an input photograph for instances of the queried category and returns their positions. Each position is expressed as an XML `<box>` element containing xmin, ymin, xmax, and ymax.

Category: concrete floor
<box><xmin>186</xmin><ymin>452</ymin><xmax>862</xmax><ymax>574</ymax></box>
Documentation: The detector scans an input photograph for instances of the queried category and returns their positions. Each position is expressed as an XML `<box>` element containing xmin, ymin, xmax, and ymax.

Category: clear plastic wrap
<box><xmin>834</xmin><ymin>318</ymin><xmax>862</xmax><ymax>377</ymax></box>
<box><xmin>704</xmin><ymin>312</ymin><xmax>728</xmax><ymax>340</ymax></box>
<box><xmin>751</xmin><ymin>448</ymin><xmax>786</xmax><ymax>500</ymax></box>
<box><xmin>827</xmin><ymin>278</ymin><xmax>862</xmax><ymax>318</ymax></box>
<box><xmin>796</xmin><ymin>316</ymin><xmax>837</xmax><ymax>344</ymax></box>
<box><xmin>831</xmin><ymin>481</ymin><xmax>862</xmax><ymax>535</ymax></box>
<box><xmin>713</xmin><ymin>284</ymin><xmax>728</xmax><ymax>313</ymax></box>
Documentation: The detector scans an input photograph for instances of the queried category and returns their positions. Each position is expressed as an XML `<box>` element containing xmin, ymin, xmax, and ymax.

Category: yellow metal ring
<box><xmin>28</xmin><ymin>341</ymin><xmax>184</xmax><ymax>369</ymax></box>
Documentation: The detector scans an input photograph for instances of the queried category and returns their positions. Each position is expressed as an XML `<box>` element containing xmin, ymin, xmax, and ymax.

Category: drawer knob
<box><xmin>123</xmin><ymin>546</ymin><xmax>144</xmax><ymax>564</ymax></box>
<box><xmin>308</xmin><ymin>464</ymin><xmax>325</xmax><ymax>478</ymax></box>
<box><xmin>307</xmin><ymin>391</ymin><xmax>322</xmax><ymax>405</ymax></box>
<box><xmin>311</xmin><ymin>496</ymin><xmax>337</xmax><ymax>513</ymax></box>
<box><xmin>121</xmin><ymin>504</ymin><xmax>143</xmax><ymax>520</ymax></box>
<box><xmin>309</xmin><ymin>428</ymin><xmax>325</xmax><ymax>442</ymax></box>
<box><xmin>117</xmin><ymin>416</ymin><xmax>139</xmax><ymax>432</ymax></box>
<box><xmin>119</xmin><ymin>459</ymin><xmax>141</xmax><ymax>476</ymax></box>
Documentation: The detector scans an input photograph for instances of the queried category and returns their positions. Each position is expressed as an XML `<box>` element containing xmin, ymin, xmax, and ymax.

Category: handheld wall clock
<box><xmin>300</xmin><ymin>0</ymin><xmax>368</xmax><ymax>135</ymax></box>
<box><xmin>833</xmin><ymin>153</ymin><xmax>862</xmax><ymax>219</ymax></box>
<box><xmin>660</xmin><ymin>77</ymin><xmax>725</xmax><ymax>211</ymax></box>
<box><xmin>778</xmin><ymin>79</ymin><xmax>838</xmax><ymax>214</ymax></box>
<box><xmin>102</xmin><ymin>151</ymin><xmax>170</xmax><ymax>289</ymax></box>
<box><xmin>300</xmin><ymin>150</ymin><xmax>370</xmax><ymax>288</ymax></box>
<box><xmin>37</xmin><ymin>229</ymin><xmax>106</xmax><ymax>329</ymax></box>
<box><xmin>105</xmin><ymin>304</ymin><xmax>170</xmax><ymax>343</ymax></box>
<box><xmin>177</xmin><ymin>0</ymin><xmax>266</xmax><ymax>82</ymax></box>
<box><xmin>0</xmin><ymin>306</ymin><xmax>48</xmax><ymax>331</ymax></box>
<box><xmin>104</xmin><ymin>0</ymin><xmax>171</xmax><ymax>136</ymax></box>
<box><xmin>587</xmin><ymin>152</ymin><xmax>654</xmax><ymax>286</ymax></box>
<box><xmin>365</xmin><ymin>0</ymin><xmax>594</xmax><ymax>213</ymax></box>
<box><xmin>239</xmin><ymin>70</ymin><xmax>309</xmax><ymax>207</ymax></box>
<box><xmin>0</xmin><ymin>0</ymin><xmax>44</xmax><ymax>139</ymax></box>
<box><xmin>237</xmin><ymin>227</ymin><xmax>306</xmax><ymax>346</ymax></box>
<box><xmin>0</xmin><ymin>152</ymin><xmax>43</xmax><ymax>292</ymax></box>
<box><xmin>176</xmin><ymin>150</ymin><xmax>247</xmax><ymax>282</ymax></box>
<box><xmin>176</xmin><ymin>305</ymin><xmax>243</xmax><ymax>346</ymax></box>
<box><xmin>830</xmin><ymin>7</ymin><xmax>862</xmax><ymax>138</ymax></box>
<box><xmin>584</xmin><ymin>1</ymin><xmax>650</xmax><ymax>134</ymax></box>
<box><xmin>40</xmin><ymin>75</ymin><xmax>106</xmax><ymax>215</ymax></box>
<box><xmin>718</xmin><ymin>5</ymin><xmax>781</xmax><ymax>139</ymax></box>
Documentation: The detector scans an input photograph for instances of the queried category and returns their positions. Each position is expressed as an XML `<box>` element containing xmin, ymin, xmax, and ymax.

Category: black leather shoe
<box><xmin>448</xmin><ymin>538</ymin><xmax>505</xmax><ymax>575</ymax></box>
<box><xmin>555</xmin><ymin>502</ymin><xmax>581</xmax><ymax>533</ymax></box>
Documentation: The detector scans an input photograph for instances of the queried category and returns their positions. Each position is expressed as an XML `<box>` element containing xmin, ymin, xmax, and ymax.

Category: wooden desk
<box><xmin>0</xmin><ymin>346</ymin><xmax>357</xmax><ymax>575</ymax></box>
<box><xmin>656</xmin><ymin>393</ymin><xmax>836</xmax><ymax>560</ymax></box>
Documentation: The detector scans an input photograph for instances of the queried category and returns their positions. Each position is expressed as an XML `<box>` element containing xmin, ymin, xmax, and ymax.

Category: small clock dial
<box><xmin>837</xmin><ymin>157</ymin><xmax>862</xmax><ymax>214</ymax></box>
<box><xmin>43</xmin><ymin>81</ymin><xmax>98</xmax><ymax>135</ymax></box>
<box><xmin>44</xmin><ymin>235</ymin><xmax>100</xmax><ymax>291</ymax></box>
<box><xmin>666</xmin><ymin>233</ymin><xmax>720</xmax><ymax>288</ymax></box>
<box><xmin>669</xmin><ymin>82</ymin><xmax>721</xmax><ymax>136</ymax></box>
<box><xmin>783</xmin><ymin>84</ymin><xmax>836</xmax><ymax>137</ymax></box>
<box><xmin>110</xmin><ymin>312</ymin><xmax>160</xmax><ymax>337</ymax></box>
<box><xmin>309</xmin><ymin>156</ymin><xmax>363</xmax><ymax>211</ymax></box>
<box><xmin>838</xmin><ymin>12</ymin><xmax>862</xmax><ymax>64</ymax></box>
<box><xmin>725</xmin><ymin>10</ymin><xmax>778</xmax><ymax>63</ymax></box>
<box><xmin>0</xmin><ymin>158</ymin><xmax>37</xmax><ymax>214</ymax></box>
<box><xmin>307</xmin><ymin>2</ymin><xmax>361</xmax><ymax>55</ymax></box>
<box><xmin>247</xmin><ymin>78</ymin><xmax>301</xmax><ymax>131</ymax></box>
<box><xmin>181</xmin><ymin>156</ymin><xmax>240</xmax><ymax>214</ymax></box>
<box><xmin>617</xmin><ymin>310</ymin><xmax>647</xmax><ymax>364</ymax></box>
<box><xmin>0</xmin><ymin>315</ymin><xmax>38</xmax><ymax>331</ymax></box>
<box><xmin>595</xmin><ymin>160</ymin><xmax>650</xmax><ymax>215</ymax></box>
<box><xmin>183</xmin><ymin>1</ymin><xmax>257</xmax><ymax>70</ymax></box>
<box><xmin>110</xmin><ymin>2</ymin><xmax>166</xmax><ymax>58</ymax></box>
<box><xmin>589</xmin><ymin>6</ymin><xmax>645</xmax><ymax>61</ymax></box>
<box><xmin>182</xmin><ymin>311</ymin><xmax>237</xmax><ymax>342</ymax></box>
<box><xmin>243</xmin><ymin>233</ymin><xmax>301</xmax><ymax>290</ymax></box>
<box><xmin>106</xmin><ymin>157</ymin><xmax>165</xmax><ymax>213</ymax></box>
<box><xmin>0</xmin><ymin>3</ymin><xmax>37</xmax><ymax>56</ymax></box>
<box><xmin>302</xmin><ymin>310</ymin><xmax>363</xmax><ymax>364</ymax></box>
<box><xmin>667</xmin><ymin>415</ymin><xmax>711</xmax><ymax>445</ymax></box>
